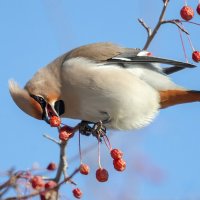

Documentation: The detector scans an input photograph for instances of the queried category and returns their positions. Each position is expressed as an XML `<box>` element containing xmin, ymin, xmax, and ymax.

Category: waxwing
<box><xmin>9</xmin><ymin>42</ymin><xmax>200</xmax><ymax>130</ymax></box>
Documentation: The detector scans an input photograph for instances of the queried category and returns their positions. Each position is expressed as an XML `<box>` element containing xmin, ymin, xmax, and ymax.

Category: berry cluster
<box><xmin>111</xmin><ymin>149</ymin><xmax>126</xmax><ymax>171</ymax></box>
<box><xmin>49</xmin><ymin>115</ymin><xmax>75</xmax><ymax>142</ymax></box>
<box><xmin>54</xmin><ymin>122</ymin><xmax>126</xmax><ymax>199</ymax></box>
<box><xmin>46</xmin><ymin>120</ymin><xmax>126</xmax><ymax>199</ymax></box>
<box><xmin>48</xmin><ymin>116</ymin><xmax>127</xmax><ymax>199</ymax></box>
<box><xmin>27</xmin><ymin>145</ymin><xmax>124</xmax><ymax>200</ymax></box>
<box><xmin>27</xmin><ymin>162</ymin><xmax>58</xmax><ymax>199</ymax></box>
<box><xmin>180</xmin><ymin>3</ymin><xmax>200</xmax><ymax>21</ymax></box>
<box><xmin>31</xmin><ymin>176</ymin><xmax>58</xmax><ymax>199</ymax></box>
<box><xmin>180</xmin><ymin>1</ymin><xmax>200</xmax><ymax>62</ymax></box>
<box><xmin>74</xmin><ymin>147</ymin><xmax>125</xmax><ymax>198</ymax></box>
<box><xmin>74</xmin><ymin>126</ymin><xmax>126</xmax><ymax>198</ymax></box>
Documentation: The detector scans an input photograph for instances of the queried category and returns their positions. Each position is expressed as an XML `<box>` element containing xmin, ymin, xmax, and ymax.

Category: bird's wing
<box><xmin>64</xmin><ymin>42</ymin><xmax>125</xmax><ymax>61</ymax></box>
<box><xmin>64</xmin><ymin>42</ymin><xmax>196</xmax><ymax>74</ymax></box>
<box><xmin>107</xmin><ymin>48</ymin><xmax>196</xmax><ymax>74</ymax></box>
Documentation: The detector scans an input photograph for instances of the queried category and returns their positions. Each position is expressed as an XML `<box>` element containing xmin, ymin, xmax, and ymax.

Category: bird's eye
<box><xmin>30</xmin><ymin>94</ymin><xmax>46</xmax><ymax>108</ymax></box>
<box><xmin>37</xmin><ymin>96</ymin><xmax>45</xmax><ymax>104</ymax></box>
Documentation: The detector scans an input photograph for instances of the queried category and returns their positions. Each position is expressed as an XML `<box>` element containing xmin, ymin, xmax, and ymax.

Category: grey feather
<box><xmin>108</xmin><ymin>56</ymin><xmax>196</xmax><ymax>68</ymax></box>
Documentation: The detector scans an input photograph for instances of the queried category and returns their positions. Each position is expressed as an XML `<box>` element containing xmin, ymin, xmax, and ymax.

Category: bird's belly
<box><xmin>61</xmin><ymin>59</ymin><xmax>160</xmax><ymax>130</ymax></box>
<box><xmin>78</xmin><ymin>87</ymin><xmax>160</xmax><ymax>130</ymax></box>
<box><xmin>63</xmin><ymin>76</ymin><xmax>160</xmax><ymax>130</ymax></box>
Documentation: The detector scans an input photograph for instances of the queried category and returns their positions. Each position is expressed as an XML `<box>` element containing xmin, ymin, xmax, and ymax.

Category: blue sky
<box><xmin>1</xmin><ymin>0</ymin><xmax>200</xmax><ymax>199</ymax></box>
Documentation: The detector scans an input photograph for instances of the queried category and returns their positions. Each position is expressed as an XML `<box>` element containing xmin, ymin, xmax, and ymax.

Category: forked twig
<box><xmin>142</xmin><ymin>0</ymin><xmax>170</xmax><ymax>50</ymax></box>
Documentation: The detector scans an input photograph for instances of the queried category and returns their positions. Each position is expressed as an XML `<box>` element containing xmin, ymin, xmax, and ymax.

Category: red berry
<box><xmin>45</xmin><ymin>180</ymin><xmax>57</xmax><ymax>189</ymax></box>
<box><xmin>197</xmin><ymin>4</ymin><xmax>200</xmax><ymax>15</ymax></box>
<box><xmin>113</xmin><ymin>158</ymin><xmax>126</xmax><ymax>172</ymax></box>
<box><xmin>72</xmin><ymin>188</ymin><xmax>82</xmax><ymax>199</ymax></box>
<box><xmin>96</xmin><ymin>168</ymin><xmax>109</xmax><ymax>182</ymax></box>
<box><xmin>192</xmin><ymin>51</ymin><xmax>200</xmax><ymax>62</ymax></box>
<box><xmin>180</xmin><ymin>6</ymin><xmax>194</xmax><ymax>21</ymax></box>
<box><xmin>110</xmin><ymin>149</ymin><xmax>123</xmax><ymax>160</ymax></box>
<box><xmin>40</xmin><ymin>192</ymin><xmax>46</xmax><ymax>200</ymax></box>
<box><xmin>79</xmin><ymin>163</ymin><xmax>90</xmax><ymax>175</ymax></box>
<box><xmin>47</xmin><ymin>162</ymin><xmax>57</xmax><ymax>171</ymax></box>
<box><xmin>59</xmin><ymin>125</ymin><xmax>74</xmax><ymax>141</ymax></box>
<box><xmin>49</xmin><ymin>116</ymin><xmax>61</xmax><ymax>127</ymax></box>
<box><xmin>30</xmin><ymin>176</ymin><xmax>45</xmax><ymax>190</ymax></box>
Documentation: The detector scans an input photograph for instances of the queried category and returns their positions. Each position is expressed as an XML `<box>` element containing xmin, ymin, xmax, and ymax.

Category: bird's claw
<box><xmin>79</xmin><ymin>121</ymin><xmax>93</xmax><ymax>136</ymax></box>
<box><xmin>92</xmin><ymin>121</ymin><xmax>106</xmax><ymax>140</ymax></box>
<box><xmin>79</xmin><ymin>120</ymin><xmax>107</xmax><ymax>141</ymax></box>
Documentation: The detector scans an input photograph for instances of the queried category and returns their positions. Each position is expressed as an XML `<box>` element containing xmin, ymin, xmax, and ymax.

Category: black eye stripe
<box><xmin>30</xmin><ymin>94</ymin><xmax>46</xmax><ymax>108</ymax></box>
<box><xmin>38</xmin><ymin>97</ymin><xmax>45</xmax><ymax>104</ymax></box>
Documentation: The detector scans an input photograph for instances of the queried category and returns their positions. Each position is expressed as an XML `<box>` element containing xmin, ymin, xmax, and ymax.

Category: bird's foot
<box><xmin>79</xmin><ymin>121</ymin><xmax>93</xmax><ymax>136</ymax></box>
<box><xmin>79</xmin><ymin>120</ymin><xmax>107</xmax><ymax>141</ymax></box>
<box><xmin>91</xmin><ymin>121</ymin><xmax>107</xmax><ymax>140</ymax></box>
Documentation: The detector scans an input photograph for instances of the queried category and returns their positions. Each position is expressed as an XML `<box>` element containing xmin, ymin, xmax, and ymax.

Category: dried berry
<box><xmin>192</xmin><ymin>51</ymin><xmax>200</xmax><ymax>62</ymax></box>
<box><xmin>72</xmin><ymin>188</ymin><xmax>82</xmax><ymax>199</ymax></box>
<box><xmin>96</xmin><ymin>168</ymin><xmax>109</xmax><ymax>182</ymax></box>
<box><xmin>45</xmin><ymin>180</ymin><xmax>57</xmax><ymax>189</ymax></box>
<box><xmin>47</xmin><ymin>162</ymin><xmax>57</xmax><ymax>171</ymax></box>
<box><xmin>31</xmin><ymin>176</ymin><xmax>45</xmax><ymax>190</ymax></box>
<box><xmin>180</xmin><ymin>6</ymin><xmax>194</xmax><ymax>21</ymax></box>
<box><xmin>110</xmin><ymin>148</ymin><xmax>123</xmax><ymax>160</ymax></box>
<box><xmin>197</xmin><ymin>4</ymin><xmax>200</xmax><ymax>15</ymax></box>
<box><xmin>79</xmin><ymin>163</ymin><xmax>90</xmax><ymax>175</ymax></box>
<box><xmin>40</xmin><ymin>192</ymin><xmax>46</xmax><ymax>200</ymax></box>
<box><xmin>113</xmin><ymin>158</ymin><xmax>126</xmax><ymax>172</ymax></box>
<box><xmin>49</xmin><ymin>116</ymin><xmax>61</xmax><ymax>127</ymax></box>
<box><xmin>59</xmin><ymin>126</ymin><xmax>74</xmax><ymax>141</ymax></box>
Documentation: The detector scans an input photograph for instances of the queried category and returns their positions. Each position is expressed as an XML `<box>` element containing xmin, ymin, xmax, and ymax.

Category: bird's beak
<box><xmin>42</xmin><ymin>106</ymin><xmax>50</xmax><ymax>124</ymax></box>
<box><xmin>42</xmin><ymin>100</ymin><xmax>65</xmax><ymax>124</ymax></box>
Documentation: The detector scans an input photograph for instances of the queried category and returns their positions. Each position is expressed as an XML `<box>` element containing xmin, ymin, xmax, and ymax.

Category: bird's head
<box><xmin>9</xmin><ymin>79</ymin><xmax>65</xmax><ymax>124</ymax></box>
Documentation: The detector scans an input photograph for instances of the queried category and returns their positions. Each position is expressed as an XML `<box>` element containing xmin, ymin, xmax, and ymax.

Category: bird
<box><xmin>9</xmin><ymin>42</ymin><xmax>200</xmax><ymax>131</ymax></box>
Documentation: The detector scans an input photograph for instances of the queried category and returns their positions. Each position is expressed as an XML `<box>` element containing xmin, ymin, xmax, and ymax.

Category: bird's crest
<box><xmin>8</xmin><ymin>80</ymin><xmax>42</xmax><ymax>119</ymax></box>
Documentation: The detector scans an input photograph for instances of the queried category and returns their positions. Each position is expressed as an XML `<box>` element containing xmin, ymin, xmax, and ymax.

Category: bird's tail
<box><xmin>160</xmin><ymin>90</ymin><xmax>200</xmax><ymax>109</ymax></box>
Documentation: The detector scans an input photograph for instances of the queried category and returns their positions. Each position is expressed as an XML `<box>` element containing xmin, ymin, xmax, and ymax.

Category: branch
<box><xmin>42</xmin><ymin>124</ymin><xmax>81</xmax><ymax>199</ymax></box>
<box><xmin>142</xmin><ymin>0</ymin><xmax>170</xmax><ymax>50</ymax></box>
<box><xmin>3</xmin><ymin>168</ymin><xmax>80</xmax><ymax>200</ymax></box>
<box><xmin>0</xmin><ymin>170</ymin><xmax>18</xmax><ymax>199</ymax></box>
<box><xmin>161</xmin><ymin>19</ymin><xmax>189</xmax><ymax>35</ymax></box>
<box><xmin>54</xmin><ymin>141</ymin><xmax>68</xmax><ymax>182</ymax></box>
<box><xmin>138</xmin><ymin>18</ymin><xmax>152</xmax><ymax>37</ymax></box>
<box><xmin>43</xmin><ymin>134</ymin><xmax>60</xmax><ymax>145</ymax></box>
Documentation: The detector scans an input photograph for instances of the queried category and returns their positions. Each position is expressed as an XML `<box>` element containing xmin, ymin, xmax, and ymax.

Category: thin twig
<box><xmin>43</xmin><ymin>134</ymin><xmax>61</xmax><ymax>145</ymax></box>
<box><xmin>142</xmin><ymin>0</ymin><xmax>170</xmax><ymax>50</ymax></box>
<box><xmin>0</xmin><ymin>173</ymin><xmax>20</xmax><ymax>199</ymax></box>
<box><xmin>181</xmin><ymin>20</ymin><xmax>200</xmax><ymax>26</ymax></box>
<box><xmin>162</xmin><ymin>20</ymin><xmax>189</xmax><ymax>35</ymax></box>
<box><xmin>138</xmin><ymin>18</ymin><xmax>152</xmax><ymax>37</ymax></box>
<box><xmin>3</xmin><ymin>168</ymin><xmax>80</xmax><ymax>200</ymax></box>
<box><xmin>0</xmin><ymin>187</ymin><xmax>10</xmax><ymax>199</ymax></box>
<box><xmin>0</xmin><ymin>170</ymin><xmax>16</xmax><ymax>191</ymax></box>
<box><xmin>0</xmin><ymin>179</ymin><xmax>12</xmax><ymax>191</ymax></box>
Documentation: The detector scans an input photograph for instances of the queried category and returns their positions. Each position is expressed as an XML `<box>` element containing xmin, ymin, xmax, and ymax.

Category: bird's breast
<box><xmin>60</xmin><ymin>57</ymin><xmax>160</xmax><ymax>130</ymax></box>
